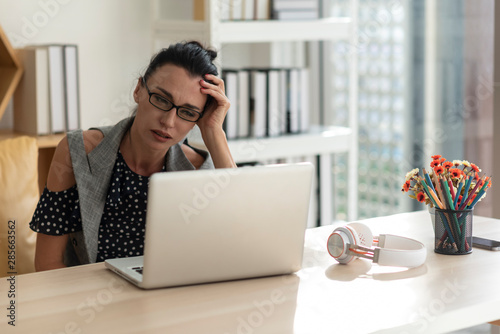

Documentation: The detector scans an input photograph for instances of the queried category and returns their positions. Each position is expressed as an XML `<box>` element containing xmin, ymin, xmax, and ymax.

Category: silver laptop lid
<box><xmin>141</xmin><ymin>163</ymin><xmax>313</xmax><ymax>288</ymax></box>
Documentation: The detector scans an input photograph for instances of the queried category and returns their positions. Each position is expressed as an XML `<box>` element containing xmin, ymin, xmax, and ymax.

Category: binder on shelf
<box><xmin>231</xmin><ymin>0</ymin><xmax>244</xmax><ymax>20</ymax></box>
<box><xmin>237</xmin><ymin>70</ymin><xmax>250</xmax><ymax>137</ymax></box>
<box><xmin>223</xmin><ymin>70</ymin><xmax>239</xmax><ymax>139</ymax></box>
<box><xmin>63</xmin><ymin>45</ymin><xmax>80</xmax><ymax>132</ymax></box>
<box><xmin>249</xmin><ymin>69</ymin><xmax>267</xmax><ymax>138</ymax></box>
<box><xmin>267</xmin><ymin>69</ymin><xmax>281</xmax><ymax>137</ymax></box>
<box><xmin>243</xmin><ymin>0</ymin><xmax>255</xmax><ymax>20</ymax></box>
<box><xmin>288</xmin><ymin>68</ymin><xmax>300</xmax><ymax>134</ymax></box>
<box><xmin>220</xmin><ymin>0</ymin><xmax>232</xmax><ymax>21</ymax></box>
<box><xmin>255</xmin><ymin>0</ymin><xmax>270</xmax><ymax>20</ymax></box>
<box><xmin>47</xmin><ymin>45</ymin><xmax>66</xmax><ymax>133</ymax></box>
<box><xmin>14</xmin><ymin>46</ymin><xmax>51</xmax><ymax>135</ymax></box>
<box><xmin>299</xmin><ymin>68</ymin><xmax>310</xmax><ymax>133</ymax></box>
<box><xmin>278</xmin><ymin>69</ymin><xmax>288</xmax><ymax>135</ymax></box>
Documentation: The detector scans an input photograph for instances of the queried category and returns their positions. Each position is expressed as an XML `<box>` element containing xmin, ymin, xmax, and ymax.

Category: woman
<box><xmin>30</xmin><ymin>41</ymin><xmax>236</xmax><ymax>271</ymax></box>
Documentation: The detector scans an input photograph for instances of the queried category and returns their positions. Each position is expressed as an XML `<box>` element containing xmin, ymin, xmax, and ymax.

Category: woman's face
<box><xmin>132</xmin><ymin>64</ymin><xmax>207</xmax><ymax>151</ymax></box>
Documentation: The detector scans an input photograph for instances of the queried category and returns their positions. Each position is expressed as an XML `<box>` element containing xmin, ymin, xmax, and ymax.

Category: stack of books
<box><xmin>222</xmin><ymin>67</ymin><xmax>309</xmax><ymax>140</ymax></box>
<box><xmin>271</xmin><ymin>0</ymin><xmax>319</xmax><ymax>20</ymax></box>
<box><xmin>195</xmin><ymin>0</ymin><xmax>318</xmax><ymax>21</ymax></box>
<box><xmin>14</xmin><ymin>44</ymin><xmax>80</xmax><ymax>135</ymax></box>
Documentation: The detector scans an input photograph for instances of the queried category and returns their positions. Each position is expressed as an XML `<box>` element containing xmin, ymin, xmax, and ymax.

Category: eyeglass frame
<box><xmin>142</xmin><ymin>77</ymin><xmax>203</xmax><ymax>122</ymax></box>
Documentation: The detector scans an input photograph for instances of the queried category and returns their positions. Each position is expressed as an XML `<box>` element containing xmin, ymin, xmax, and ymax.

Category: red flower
<box><xmin>416</xmin><ymin>192</ymin><xmax>426</xmax><ymax>202</ymax></box>
<box><xmin>430</xmin><ymin>160</ymin><xmax>440</xmax><ymax>168</ymax></box>
<box><xmin>443</xmin><ymin>161</ymin><xmax>453</xmax><ymax>169</ymax></box>
<box><xmin>439</xmin><ymin>158</ymin><xmax>446</xmax><ymax>164</ymax></box>
<box><xmin>471</xmin><ymin>163</ymin><xmax>480</xmax><ymax>173</ymax></box>
<box><xmin>474</xmin><ymin>172</ymin><xmax>480</xmax><ymax>181</ymax></box>
<box><xmin>434</xmin><ymin>166</ymin><xmax>444</xmax><ymax>175</ymax></box>
<box><xmin>431</xmin><ymin>155</ymin><xmax>442</xmax><ymax>160</ymax></box>
<box><xmin>450</xmin><ymin>168</ymin><xmax>462</xmax><ymax>178</ymax></box>
<box><xmin>402</xmin><ymin>181</ymin><xmax>411</xmax><ymax>192</ymax></box>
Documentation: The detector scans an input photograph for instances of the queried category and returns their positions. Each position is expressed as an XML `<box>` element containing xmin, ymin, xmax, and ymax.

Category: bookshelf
<box><xmin>151</xmin><ymin>0</ymin><xmax>355</xmax><ymax>226</ymax></box>
<box><xmin>0</xmin><ymin>24</ymin><xmax>23</xmax><ymax>121</ymax></box>
<box><xmin>0</xmin><ymin>25</ymin><xmax>65</xmax><ymax>194</ymax></box>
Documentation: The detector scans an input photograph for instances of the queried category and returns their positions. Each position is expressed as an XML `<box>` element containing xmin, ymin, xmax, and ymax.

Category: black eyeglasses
<box><xmin>142</xmin><ymin>78</ymin><xmax>203</xmax><ymax>122</ymax></box>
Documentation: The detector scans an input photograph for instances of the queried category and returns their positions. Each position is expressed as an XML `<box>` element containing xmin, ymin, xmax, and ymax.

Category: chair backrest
<box><xmin>0</xmin><ymin>136</ymin><xmax>39</xmax><ymax>277</ymax></box>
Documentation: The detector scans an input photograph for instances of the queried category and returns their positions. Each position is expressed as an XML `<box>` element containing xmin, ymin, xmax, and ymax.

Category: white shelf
<box><xmin>153</xmin><ymin>18</ymin><xmax>351</xmax><ymax>44</ymax></box>
<box><xmin>190</xmin><ymin>125</ymin><xmax>351</xmax><ymax>164</ymax></box>
<box><xmin>220</xmin><ymin>18</ymin><xmax>351</xmax><ymax>43</ymax></box>
<box><xmin>229</xmin><ymin>125</ymin><xmax>351</xmax><ymax>163</ymax></box>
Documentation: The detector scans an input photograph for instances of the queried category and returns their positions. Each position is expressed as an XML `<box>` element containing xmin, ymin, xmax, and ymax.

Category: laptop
<box><xmin>104</xmin><ymin>162</ymin><xmax>314</xmax><ymax>289</ymax></box>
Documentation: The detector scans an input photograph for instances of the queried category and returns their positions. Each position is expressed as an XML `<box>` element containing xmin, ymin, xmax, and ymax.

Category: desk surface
<box><xmin>2</xmin><ymin>211</ymin><xmax>500</xmax><ymax>333</ymax></box>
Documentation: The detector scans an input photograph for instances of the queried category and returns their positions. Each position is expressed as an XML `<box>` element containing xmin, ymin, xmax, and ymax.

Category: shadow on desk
<box><xmin>325</xmin><ymin>259</ymin><xmax>428</xmax><ymax>281</ymax></box>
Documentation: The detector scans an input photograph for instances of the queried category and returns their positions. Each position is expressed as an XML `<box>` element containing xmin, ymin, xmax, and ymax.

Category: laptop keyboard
<box><xmin>132</xmin><ymin>266</ymin><xmax>143</xmax><ymax>275</ymax></box>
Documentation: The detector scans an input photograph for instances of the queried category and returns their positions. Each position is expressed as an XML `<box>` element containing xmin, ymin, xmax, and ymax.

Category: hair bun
<box><xmin>186</xmin><ymin>40</ymin><xmax>218</xmax><ymax>61</ymax></box>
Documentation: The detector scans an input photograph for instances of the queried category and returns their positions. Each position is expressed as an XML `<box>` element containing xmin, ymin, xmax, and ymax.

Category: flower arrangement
<box><xmin>402</xmin><ymin>155</ymin><xmax>492</xmax><ymax>211</ymax></box>
<box><xmin>403</xmin><ymin>155</ymin><xmax>492</xmax><ymax>254</ymax></box>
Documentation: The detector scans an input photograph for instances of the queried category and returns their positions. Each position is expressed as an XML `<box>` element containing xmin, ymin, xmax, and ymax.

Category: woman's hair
<box><xmin>142</xmin><ymin>40</ymin><xmax>218</xmax><ymax>84</ymax></box>
<box><xmin>128</xmin><ymin>41</ymin><xmax>218</xmax><ymax>123</ymax></box>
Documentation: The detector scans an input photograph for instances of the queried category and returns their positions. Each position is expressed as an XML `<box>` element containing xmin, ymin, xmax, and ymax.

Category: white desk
<box><xmin>1</xmin><ymin>211</ymin><xmax>500</xmax><ymax>333</ymax></box>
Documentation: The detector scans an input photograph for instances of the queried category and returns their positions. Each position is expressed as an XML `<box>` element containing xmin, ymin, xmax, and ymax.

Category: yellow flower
<box><xmin>462</xmin><ymin>160</ymin><xmax>471</xmax><ymax>167</ymax></box>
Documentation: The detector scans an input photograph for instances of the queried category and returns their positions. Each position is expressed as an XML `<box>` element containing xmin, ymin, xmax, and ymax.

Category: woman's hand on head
<box><xmin>197</xmin><ymin>74</ymin><xmax>230</xmax><ymax>134</ymax></box>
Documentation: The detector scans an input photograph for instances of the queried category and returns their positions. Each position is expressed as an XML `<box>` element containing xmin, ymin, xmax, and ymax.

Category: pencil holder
<box><xmin>434</xmin><ymin>208</ymin><xmax>473</xmax><ymax>255</ymax></box>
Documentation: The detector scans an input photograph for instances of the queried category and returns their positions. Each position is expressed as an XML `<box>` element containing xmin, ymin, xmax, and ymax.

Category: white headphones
<box><xmin>327</xmin><ymin>222</ymin><xmax>427</xmax><ymax>268</ymax></box>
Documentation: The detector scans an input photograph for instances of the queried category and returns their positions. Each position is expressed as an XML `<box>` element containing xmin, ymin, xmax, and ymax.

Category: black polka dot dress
<box><xmin>30</xmin><ymin>150</ymin><xmax>165</xmax><ymax>262</ymax></box>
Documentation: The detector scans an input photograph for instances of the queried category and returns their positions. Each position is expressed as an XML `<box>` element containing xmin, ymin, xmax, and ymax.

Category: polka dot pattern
<box><xmin>29</xmin><ymin>150</ymin><xmax>165</xmax><ymax>262</ymax></box>
<box><xmin>30</xmin><ymin>186</ymin><xmax>81</xmax><ymax>234</ymax></box>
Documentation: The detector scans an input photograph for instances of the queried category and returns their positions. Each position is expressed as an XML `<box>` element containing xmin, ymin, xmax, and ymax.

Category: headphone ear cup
<box><xmin>347</xmin><ymin>222</ymin><xmax>373</xmax><ymax>248</ymax></box>
<box><xmin>327</xmin><ymin>225</ymin><xmax>360</xmax><ymax>264</ymax></box>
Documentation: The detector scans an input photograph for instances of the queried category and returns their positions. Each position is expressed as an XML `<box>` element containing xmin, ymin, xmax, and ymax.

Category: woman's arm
<box><xmin>34</xmin><ymin>234</ymin><xmax>68</xmax><ymax>271</ymax></box>
<box><xmin>34</xmin><ymin>130</ymin><xmax>104</xmax><ymax>271</ymax></box>
<box><xmin>196</xmin><ymin>74</ymin><xmax>237</xmax><ymax>169</ymax></box>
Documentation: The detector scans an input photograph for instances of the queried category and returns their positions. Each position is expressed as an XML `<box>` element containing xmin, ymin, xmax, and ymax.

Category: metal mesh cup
<box><xmin>434</xmin><ymin>208</ymin><xmax>473</xmax><ymax>255</ymax></box>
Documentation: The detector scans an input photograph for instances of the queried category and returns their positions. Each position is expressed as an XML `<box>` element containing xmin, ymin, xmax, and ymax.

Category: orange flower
<box><xmin>471</xmin><ymin>163</ymin><xmax>480</xmax><ymax>173</ymax></box>
<box><xmin>402</xmin><ymin>180</ymin><xmax>411</xmax><ymax>192</ymax></box>
<box><xmin>474</xmin><ymin>172</ymin><xmax>480</xmax><ymax>181</ymax></box>
<box><xmin>430</xmin><ymin>160</ymin><xmax>440</xmax><ymax>168</ymax></box>
<box><xmin>431</xmin><ymin>155</ymin><xmax>442</xmax><ymax>160</ymax></box>
<box><xmin>450</xmin><ymin>168</ymin><xmax>462</xmax><ymax>178</ymax></box>
<box><xmin>416</xmin><ymin>192</ymin><xmax>426</xmax><ymax>202</ymax></box>
<box><xmin>434</xmin><ymin>166</ymin><xmax>444</xmax><ymax>175</ymax></box>
<box><xmin>443</xmin><ymin>161</ymin><xmax>453</xmax><ymax>169</ymax></box>
<box><xmin>439</xmin><ymin>158</ymin><xmax>446</xmax><ymax>164</ymax></box>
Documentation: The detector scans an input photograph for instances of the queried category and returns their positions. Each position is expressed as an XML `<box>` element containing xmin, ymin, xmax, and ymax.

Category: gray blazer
<box><xmin>64</xmin><ymin>117</ymin><xmax>214</xmax><ymax>266</ymax></box>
